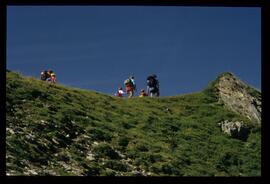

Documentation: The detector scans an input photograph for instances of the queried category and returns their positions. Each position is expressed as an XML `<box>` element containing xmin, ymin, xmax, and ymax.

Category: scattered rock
<box><xmin>6</xmin><ymin>128</ymin><xmax>15</xmax><ymax>135</ymax></box>
<box><xmin>25</xmin><ymin>133</ymin><xmax>35</xmax><ymax>140</ymax></box>
<box><xmin>132</xmin><ymin>170</ymin><xmax>143</xmax><ymax>176</ymax></box>
<box><xmin>24</xmin><ymin>169</ymin><xmax>38</xmax><ymax>175</ymax></box>
<box><xmin>59</xmin><ymin>161</ymin><xmax>72</xmax><ymax>171</ymax></box>
<box><xmin>114</xmin><ymin>150</ymin><xmax>126</xmax><ymax>159</ymax></box>
<box><xmin>52</xmin><ymin>138</ymin><xmax>60</xmax><ymax>145</ymax></box>
<box><xmin>40</xmin><ymin>120</ymin><xmax>49</xmax><ymax>125</ymax></box>
<box><xmin>219</xmin><ymin>120</ymin><xmax>250</xmax><ymax>141</ymax></box>
<box><xmin>165</xmin><ymin>107</ymin><xmax>172</xmax><ymax>113</ymax></box>
<box><xmin>6</xmin><ymin>171</ymin><xmax>18</xmax><ymax>176</ymax></box>
<box><xmin>86</xmin><ymin>152</ymin><xmax>95</xmax><ymax>161</ymax></box>
<box><xmin>82</xmin><ymin>135</ymin><xmax>90</xmax><ymax>139</ymax></box>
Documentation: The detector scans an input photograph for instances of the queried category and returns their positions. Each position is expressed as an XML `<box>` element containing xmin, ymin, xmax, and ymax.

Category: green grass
<box><xmin>6</xmin><ymin>71</ymin><xmax>261</xmax><ymax>176</ymax></box>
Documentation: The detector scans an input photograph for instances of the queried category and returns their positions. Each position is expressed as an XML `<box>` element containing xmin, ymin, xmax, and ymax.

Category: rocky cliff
<box><xmin>215</xmin><ymin>72</ymin><xmax>261</xmax><ymax>124</ymax></box>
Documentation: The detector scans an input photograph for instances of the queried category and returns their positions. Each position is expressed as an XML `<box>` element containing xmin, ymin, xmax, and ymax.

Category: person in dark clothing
<box><xmin>40</xmin><ymin>70</ymin><xmax>50</xmax><ymax>81</ymax></box>
<box><xmin>146</xmin><ymin>74</ymin><xmax>159</xmax><ymax>97</ymax></box>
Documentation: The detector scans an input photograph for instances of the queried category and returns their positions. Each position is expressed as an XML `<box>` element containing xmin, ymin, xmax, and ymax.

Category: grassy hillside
<box><xmin>6</xmin><ymin>71</ymin><xmax>261</xmax><ymax>176</ymax></box>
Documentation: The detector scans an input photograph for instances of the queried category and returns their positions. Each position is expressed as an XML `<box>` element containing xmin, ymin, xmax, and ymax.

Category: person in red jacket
<box><xmin>124</xmin><ymin>76</ymin><xmax>135</xmax><ymax>98</ymax></box>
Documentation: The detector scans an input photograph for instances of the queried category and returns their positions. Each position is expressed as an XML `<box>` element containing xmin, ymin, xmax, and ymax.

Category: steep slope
<box><xmin>6</xmin><ymin>71</ymin><xmax>261</xmax><ymax>176</ymax></box>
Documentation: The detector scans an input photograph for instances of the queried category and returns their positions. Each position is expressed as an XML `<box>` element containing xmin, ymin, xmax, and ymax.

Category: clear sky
<box><xmin>7</xmin><ymin>6</ymin><xmax>261</xmax><ymax>96</ymax></box>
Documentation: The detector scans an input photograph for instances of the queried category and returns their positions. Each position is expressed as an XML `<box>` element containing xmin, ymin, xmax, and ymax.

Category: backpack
<box><xmin>147</xmin><ymin>77</ymin><xmax>157</xmax><ymax>87</ymax></box>
<box><xmin>130</xmin><ymin>78</ymin><xmax>136</xmax><ymax>90</ymax></box>
<box><xmin>124</xmin><ymin>78</ymin><xmax>132</xmax><ymax>86</ymax></box>
<box><xmin>40</xmin><ymin>71</ymin><xmax>47</xmax><ymax>81</ymax></box>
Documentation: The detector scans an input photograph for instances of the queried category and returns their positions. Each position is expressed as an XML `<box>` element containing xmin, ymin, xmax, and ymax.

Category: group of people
<box><xmin>39</xmin><ymin>70</ymin><xmax>159</xmax><ymax>98</ymax></box>
<box><xmin>115</xmin><ymin>74</ymin><xmax>160</xmax><ymax>98</ymax></box>
<box><xmin>40</xmin><ymin>69</ymin><xmax>57</xmax><ymax>83</ymax></box>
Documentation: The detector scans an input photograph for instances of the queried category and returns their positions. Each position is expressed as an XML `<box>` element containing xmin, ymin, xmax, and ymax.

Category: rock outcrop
<box><xmin>215</xmin><ymin>72</ymin><xmax>261</xmax><ymax>124</ymax></box>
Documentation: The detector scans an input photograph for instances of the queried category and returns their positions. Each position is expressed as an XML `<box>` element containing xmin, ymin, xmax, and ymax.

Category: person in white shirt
<box><xmin>115</xmin><ymin>87</ymin><xmax>125</xmax><ymax>97</ymax></box>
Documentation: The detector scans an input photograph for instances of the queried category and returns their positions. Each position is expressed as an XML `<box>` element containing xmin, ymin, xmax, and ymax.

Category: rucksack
<box><xmin>40</xmin><ymin>71</ymin><xmax>47</xmax><ymax>81</ymax></box>
<box><xmin>147</xmin><ymin>77</ymin><xmax>157</xmax><ymax>87</ymax></box>
<box><xmin>124</xmin><ymin>78</ymin><xmax>132</xmax><ymax>86</ymax></box>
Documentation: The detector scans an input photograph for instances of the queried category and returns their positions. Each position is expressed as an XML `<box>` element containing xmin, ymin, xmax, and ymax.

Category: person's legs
<box><xmin>150</xmin><ymin>87</ymin><xmax>157</xmax><ymax>97</ymax></box>
<box><xmin>147</xmin><ymin>86</ymin><xmax>150</xmax><ymax>95</ymax></box>
<box><xmin>126</xmin><ymin>88</ymin><xmax>132</xmax><ymax>98</ymax></box>
<box><xmin>128</xmin><ymin>87</ymin><xmax>134</xmax><ymax>98</ymax></box>
<box><xmin>153</xmin><ymin>88</ymin><xmax>159</xmax><ymax>97</ymax></box>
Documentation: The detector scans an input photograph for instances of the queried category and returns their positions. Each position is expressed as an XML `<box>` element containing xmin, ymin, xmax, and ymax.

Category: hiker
<box><xmin>146</xmin><ymin>74</ymin><xmax>159</xmax><ymax>97</ymax></box>
<box><xmin>130</xmin><ymin>76</ymin><xmax>136</xmax><ymax>92</ymax></box>
<box><xmin>139</xmin><ymin>89</ymin><xmax>148</xmax><ymax>98</ymax></box>
<box><xmin>50</xmin><ymin>73</ymin><xmax>57</xmax><ymax>83</ymax></box>
<box><xmin>115</xmin><ymin>87</ymin><xmax>125</xmax><ymax>97</ymax></box>
<box><xmin>45</xmin><ymin>70</ymin><xmax>52</xmax><ymax>81</ymax></box>
<box><xmin>40</xmin><ymin>70</ymin><xmax>50</xmax><ymax>81</ymax></box>
<box><xmin>124</xmin><ymin>76</ymin><xmax>135</xmax><ymax>98</ymax></box>
<box><xmin>46</xmin><ymin>70</ymin><xmax>57</xmax><ymax>83</ymax></box>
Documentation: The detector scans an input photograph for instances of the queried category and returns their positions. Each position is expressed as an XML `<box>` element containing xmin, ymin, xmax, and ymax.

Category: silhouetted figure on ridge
<box><xmin>146</xmin><ymin>74</ymin><xmax>159</xmax><ymax>97</ymax></box>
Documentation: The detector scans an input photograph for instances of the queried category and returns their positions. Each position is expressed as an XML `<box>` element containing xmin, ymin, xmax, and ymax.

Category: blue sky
<box><xmin>7</xmin><ymin>6</ymin><xmax>261</xmax><ymax>96</ymax></box>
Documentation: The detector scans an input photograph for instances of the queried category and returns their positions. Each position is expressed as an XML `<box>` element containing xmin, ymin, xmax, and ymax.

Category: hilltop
<box><xmin>6</xmin><ymin>71</ymin><xmax>261</xmax><ymax>176</ymax></box>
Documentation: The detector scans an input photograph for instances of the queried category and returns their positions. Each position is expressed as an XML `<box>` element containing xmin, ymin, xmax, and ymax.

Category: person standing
<box><xmin>146</xmin><ymin>74</ymin><xmax>159</xmax><ymax>97</ymax></box>
<box><xmin>130</xmin><ymin>76</ymin><xmax>136</xmax><ymax>92</ymax></box>
<box><xmin>40</xmin><ymin>70</ymin><xmax>49</xmax><ymax>81</ymax></box>
<box><xmin>124</xmin><ymin>76</ymin><xmax>135</xmax><ymax>98</ymax></box>
<box><xmin>50</xmin><ymin>73</ymin><xmax>57</xmax><ymax>83</ymax></box>
<box><xmin>46</xmin><ymin>70</ymin><xmax>57</xmax><ymax>84</ymax></box>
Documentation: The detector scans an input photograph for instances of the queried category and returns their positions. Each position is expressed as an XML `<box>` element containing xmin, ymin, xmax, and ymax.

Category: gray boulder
<box><xmin>219</xmin><ymin>120</ymin><xmax>250</xmax><ymax>141</ymax></box>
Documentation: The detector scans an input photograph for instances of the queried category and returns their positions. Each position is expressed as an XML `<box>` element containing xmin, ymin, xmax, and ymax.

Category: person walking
<box><xmin>46</xmin><ymin>70</ymin><xmax>57</xmax><ymax>84</ymax></box>
<box><xmin>124</xmin><ymin>76</ymin><xmax>135</xmax><ymax>98</ymax></box>
<box><xmin>40</xmin><ymin>70</ymin><xmax>49</xmax><ymax>81</ymax></box>
<box><xmin>130</xmin><ymin>76</ymin><xmax>136</xmax><ymax>92</ymax></box>
<box><xmin>146</xmin><ymin>74</ymin><xmax>159</xmax><ymax>97</ymax></box>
